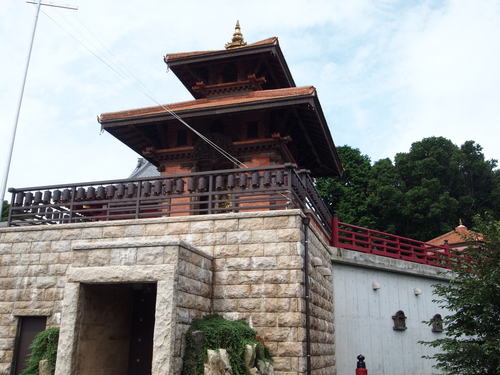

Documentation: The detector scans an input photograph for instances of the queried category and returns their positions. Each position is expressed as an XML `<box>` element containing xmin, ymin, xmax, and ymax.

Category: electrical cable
<box><xmin>39</xmin><ymin>7</ymin><xmax>247</xmax><ymax>168</ymax></box>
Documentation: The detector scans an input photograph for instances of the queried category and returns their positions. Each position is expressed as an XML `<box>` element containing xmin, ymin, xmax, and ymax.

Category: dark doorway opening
<box><xmin>128</xmin><ymin>283</ymin><xmax>157</xmax><ymax>375</ymax></box>
<box><xmin>76</xmin><ymin>283</ymin><xmax>157</xmax><ymax>375</ymax></box>
<box><xmin>12</xmin><ymin>316</ymin><xmax>47</xmax><ymax>375</ymax></box>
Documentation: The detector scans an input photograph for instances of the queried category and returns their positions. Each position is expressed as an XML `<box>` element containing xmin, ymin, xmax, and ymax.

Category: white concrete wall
<box><xmin>331</xmin><ymin>248</ymin><xmax>450</xmax><ymax>375</ymax></box>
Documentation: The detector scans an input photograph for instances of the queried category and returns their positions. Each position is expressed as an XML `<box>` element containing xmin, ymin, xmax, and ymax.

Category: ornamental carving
<box><xmin>193</xmin><ymin>132</ymin><xmax>235</xmax><ymax>161</ymax></box>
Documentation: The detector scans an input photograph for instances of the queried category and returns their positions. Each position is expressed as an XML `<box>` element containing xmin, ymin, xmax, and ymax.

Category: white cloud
<box><xmin>1</xmin><ymin>0</ymin><xmax>499</xmax><ymax>196</ymax></box>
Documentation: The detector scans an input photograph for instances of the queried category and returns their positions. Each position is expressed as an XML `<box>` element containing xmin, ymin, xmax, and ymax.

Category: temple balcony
<box><xmin>7</xmin><ymin>163</ymin><xmax>332</xmax><ymax>240</ymax></box>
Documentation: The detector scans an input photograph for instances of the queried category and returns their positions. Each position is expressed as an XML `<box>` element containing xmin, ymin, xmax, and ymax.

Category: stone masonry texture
<box><xmin>0</xmin><ymin>209</ymin><xmax>335</xmax><ymax>375</ymax></box>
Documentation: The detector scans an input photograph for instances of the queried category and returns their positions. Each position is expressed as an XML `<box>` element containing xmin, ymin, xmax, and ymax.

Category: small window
<box><xmin>392</xmin><ymin>310</ymin><xmax>407</xmax><ymax>330</ymax></box>
<box><xmin>12</xmin><ymin>316</ymin><xmax>47</xmax><ymax>375</ymax></box>
<box><xmin>247</xmin><ymin>121</ymin><xmax>259</xmax><ymax>139</ymax></box>
<box><xmin>177</xmin><ymin>129</ymin><xmax>187</xmax><ymax>146</ymax></box>
<box><xmin>222</xmin><ymin>63</ymin><xmax>238</xmax><ymax>83</ymax></box>
<box><xmin>431</xmin><ymin>314</ymin><xmax>444</xmax><ymax>332</ymax></box>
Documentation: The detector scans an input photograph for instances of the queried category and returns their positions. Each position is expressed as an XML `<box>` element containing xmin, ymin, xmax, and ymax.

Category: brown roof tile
<box><xmin>427</xmin><ymin>225</ymin><xmax>479</xmax><ymax>246</ymax></box>
<box><xmin>99</xmin><ymin>86</ymin><xmax>315</xmax><ymax>122</ymax></box>
<box><xmin>165</xmin><ymin>37</ymin><xmax>278</xmax><ymax>61</ymax></box>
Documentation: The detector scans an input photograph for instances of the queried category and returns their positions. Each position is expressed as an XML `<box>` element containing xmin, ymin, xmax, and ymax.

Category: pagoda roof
<box><xmin>164</xmin><ymin>37</ymin><xmax>296</xmax><ymax>99</ymax></box>
<box><xmin>99</xmin><ymin>86</ymin><xmax>343</xmax><ymax>177</ymax></box>
<box><xmin>427</xmin><ymin>223</ymin><xmax>482</xmax><ymax>247</ymax></box>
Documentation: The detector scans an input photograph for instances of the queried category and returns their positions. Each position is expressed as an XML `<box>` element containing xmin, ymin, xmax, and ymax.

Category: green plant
<box><xmin>421</xmin><ymin>214</ymin><xmax>500</xmax><ymax>374</ymax></box>
<box><xmin>20</xmin><ymin>327</ymin><xmax>59</xmax><ymax>375</ymax></box>
<box><xmin>182</xmin><ymin>314</ymin><xmax>272</xmax><ymax>375</ymax></box>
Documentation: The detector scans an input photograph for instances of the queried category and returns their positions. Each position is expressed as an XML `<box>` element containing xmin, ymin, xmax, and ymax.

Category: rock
<box><xmin>39</xmin><ymin>359</ymin><xmax>52</xmax><ymax>375</ymax></box>
<box><xmin>244</xmin><ymin>344</ymin><xmax>256</xmax><ymax>368</ymax></box>
<box><xmin>256</xmin><ymin>359</ymin><xmax>274</xmax><ymax>375</ymax></box>
<box><xmin>204</xmin><ymin>349</ymin><xmax>234</xmax><ymax>375</ymax></box>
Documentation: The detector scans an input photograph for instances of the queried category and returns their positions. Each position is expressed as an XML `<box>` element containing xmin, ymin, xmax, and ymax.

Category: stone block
<box><xmin>266</xmin><ymin>242</ymin><xmax>292</xmax><ymax>256</ymax></box>
<box><xmin>102</xmin><ymin>225</ymin><xmax>125</xmax><ymax>238</ymax></box>
<box><xmin>31</xmin><ymin>241</ymin><xmax>51</xmax><ymax>253</ymax></box>
<box><xmin>214</xmin><ymin>219</ymin><xmax>238</xmax><ymax>232</ymax></box>
<box><xmin>256</xmin><ymin>230</ymin><xmax>279</xmax><ymax>243</ymax></box>
<box><xmin>225</xmin><ymin>257</ymin><xmax>251</xmax><ymax>271</ymax></box>
<box><xmin>224</xmin><ymin>285</ymin><xmax>251</xmax><ymax>299</ymax></box>
<box><xmin>80</xmin><ymin>227</ymin><xmax>103</xmax><ymax>240</ymax></box>
<box><xmin>40</xmin><ymin>253</ymin><xmax>59</xmax><ymax>265</ymax></box>
<box><xmin>60</xmin><ymin>229</ymin><xmax>82</xmax><ymax>240</ymax></box>
<box><xmin>251</xmin><ymin>257</ymin><xmax>277</xmax><ymax>270</ymax></box>
<box><xmin>263</xmin><ymin>298</ymin><xmax>291</xmax><ymax>312</ymax></box>
<box><xmin>239</xmin><ymin>218</ymin><xmax>264</xmax><ymax>231</ymax></box>
<box><xmin>264</xmin><ymin>216</ymin><xmax>293</xmax><ymax>229</ymax></box>
<box><xmin>258</xmin><ymin>327</ymin><xmax>297</xmax><ymax>342</ymax></box>
<box><xmin>50</xmin><ymin>240</ymin><xmax>71</xmax><ymax>253</ymax></box>
<box><xmin>213</xmin><ymin>298</ymin><xmax>238</xmax><ymax>312</ymax></box>
<box><xmin>237</xmin><ymin>270</ymin><xmax>264</xmax><ymax>284</ymax></box>
<box><xmin>0</xmin><ymin>242</ymin><xmax>13</xmax><ymax>254</ymax></box>
<box><xmin>36</xmin><ymin>277</ymin><xmax>57</xmax><ymax>289</ymax></box>
<box><xmin>277</xmin><ymin>256</ymin><xmax>303</xmax><ymax>270</ymax></box>
<box><xmin>11</xmin><ymin>242</ymin><xmax>31</xmax><ymax>253</ymax></box>
<box><xmin>110</xmin><ymin>247</ymin><xmax>137</xmax><ymax>266</ymax></box>
<box><xmin>124</xmin><ymin>224</ymin><xmax>146</xmax><ymax>237</ymax></box>
<box><xmin>71</xmin><ymin>251</ymin><xmax>88</xmax><ymax>267</ymax></box>
<box><xmin>249</xmin><ymin>313</ymin><xmax>277</xmax><ymax>326</ymax></box>
<box><xmin>202</xmin><ymin>232</ymin><xmax>227</xmax><ymax>246</ymax></box>
<box><xmin>145</xmin><ymin>223</ymin><xmax>168</xmax><ymax>236</ymax></box>
<box><xmin>214</xmin><ymin>245</ymin><xmax>239</xmax><ymax>258</ymax></box>
<box><xmin>48</xmin><ymin>264</ymin><xmax>68</xmax><ymax>276</ymax></box>
<box><xmin>166</xmin><ymin>222</ymin><xmax>190</xmax><ymax>235</ymax></box>
<box><xmin>213</xmin><ymin>271</ymin><xmax>239</xmax><ymax>285</ymax></box>
<box><xmin>235</xmin><ymin>298</ymin><xmax>261</xmax><ymax>312</ymax></box>
<box><xmin>226</xmin><ymin>230</ymin><xmax>252</xmax><ymax>244</ymax></box>
<box><xmin>137</xmin><ymin>247</ymin><xmax>164</xmax><ymax>265</ymax></box>
<box><xmin>2</xmin><ymin>232</ymin><xmax>24</xmax><ymax>243</ymax></box>
<box><xmin>239</xmin><ymin>244</ymin><xmax>264</xmax><ymax>257</ymax></box>
<box><xmin>275</xmin><ymin>342</ymin><xmax>304</xmax><ymax>357</ymax></box>
<box><xmin>41</xmin><ymin>229</ymin><xmax>62</xmax><ymax>241</ymax></box>
<box><xmin>276</xmin><ymin>229</ymin><xmax>300</xmax><ymax>242</ymax></box>
<box><xmin>87</xmin><ymin>249</ymin><xmax>111</xmax><ymax>266</ymax></box>
<box><xmin>190</xmin><ymin>220</ymin><xmax>214</xmax><ymax>234</ymax></box>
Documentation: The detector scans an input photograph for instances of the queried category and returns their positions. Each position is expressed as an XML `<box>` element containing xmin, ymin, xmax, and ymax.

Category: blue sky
<box><xmin>1</xmin><ymin>0</ymin><xmax>499</xmax><ymax>192</ymax></box>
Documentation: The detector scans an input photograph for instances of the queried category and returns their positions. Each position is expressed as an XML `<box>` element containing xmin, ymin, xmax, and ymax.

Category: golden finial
<box><xmin>459</xmin><ymin>219</ymin><xmax>464</xmax><ymax>226</ymax></box>
<box><xmin>225</xmin><ymin>21</ymin><xmax>247</xmax><ymax>50</ymax></box>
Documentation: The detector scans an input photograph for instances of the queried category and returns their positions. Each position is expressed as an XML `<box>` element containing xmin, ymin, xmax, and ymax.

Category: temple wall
<box><xmin>0</xmin><ymin>210</ymin><xmax>335</xmax><ymax>375</ymax></box>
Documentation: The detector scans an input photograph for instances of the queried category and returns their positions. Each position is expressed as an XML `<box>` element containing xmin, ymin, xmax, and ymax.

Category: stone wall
<box><xmin>0</xmin><ymin>210</ymin><xmax>335</xmax><ymax>375</ymax></box>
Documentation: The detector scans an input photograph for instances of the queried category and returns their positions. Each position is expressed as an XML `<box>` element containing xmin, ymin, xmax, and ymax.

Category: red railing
<box><xmin>331</xmin><ymin>216</ymin><xmax>463</xmax><ymax>268</ymax></box>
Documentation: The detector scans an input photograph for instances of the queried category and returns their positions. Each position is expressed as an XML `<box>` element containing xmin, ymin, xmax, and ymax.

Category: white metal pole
<box><xmin>0</xmin><ymin>0</ymin><xmax>42</xmax><ymax>221</ymax></box>
<box><xmin>0</xmin><ymin>0</ymin><xmax>77</xmax><ymax>222</ymax></box>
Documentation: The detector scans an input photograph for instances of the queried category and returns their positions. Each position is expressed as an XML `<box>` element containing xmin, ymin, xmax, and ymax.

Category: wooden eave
<box><xmin>99</xmin><ymin>87</ymin><xmax>343</xmax><ymax>177</ymax></box>
<box><xmin>164</xmin><ymin>37</ymin><xmax>295</xmax><ymax>99</ymax></box>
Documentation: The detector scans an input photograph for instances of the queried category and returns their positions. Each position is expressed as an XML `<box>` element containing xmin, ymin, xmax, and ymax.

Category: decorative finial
<box><xmin>459</xmin><ymin>219</ymin><xmax>463</xmax><ymax>226</ymax></box>
<box><xmin>225</xmin><ymin>21</ymin><xmax>247</xmax><ymax>50</ymax></box>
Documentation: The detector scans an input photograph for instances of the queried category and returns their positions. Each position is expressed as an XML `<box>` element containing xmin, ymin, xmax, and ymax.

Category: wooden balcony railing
<box><xmin>331</xmin><ymin>216</ymin><xmax>463</xmax><ymax>268</ymax></box>
<box><xmin>7</xmin><ymin>164</ymin><xmax>332</xmax><ymax>237</ymax></box>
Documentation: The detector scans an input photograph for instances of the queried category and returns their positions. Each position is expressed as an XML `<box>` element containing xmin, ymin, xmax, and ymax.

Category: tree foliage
<box><xmin>317</xmin><ymin>137</ymin><xmax>500</xmax><ymax>241</ymax></box>
<box><xmin>1</xmin><ymin>200</ymin><xmax>9</xmax><ymax>222</ymax></box>
<box><xmin>182</xmin><ymin>314</ymin><xmax>272</xmax><ymax>375</ymax></box>
<box><xmin>421</xmin><ymin>214</ymin><xmax>500</xmax><ymax>374</ymax></box>
<box><xmin>20</xmin><ymin>327</ymin><xmax>59</xmax><ymax>375</ymax></box>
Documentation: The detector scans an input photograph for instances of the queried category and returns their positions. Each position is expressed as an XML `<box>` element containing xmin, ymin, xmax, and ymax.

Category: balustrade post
<box><xmin>356</xmin><ymin>354</ymin><xmax>368</xmax><ymax>375</ymax></box>
<box><xmin>332</xmin><ymin>213</ymin><xmax>339</xmax><ymax>247</ymax></box>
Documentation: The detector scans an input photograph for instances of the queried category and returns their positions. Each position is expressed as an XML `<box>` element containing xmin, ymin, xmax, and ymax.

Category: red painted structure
<box><xmin>331</xmin><ymin>216</ymin><xmax>463</xmax><ymax>268</ymax></box>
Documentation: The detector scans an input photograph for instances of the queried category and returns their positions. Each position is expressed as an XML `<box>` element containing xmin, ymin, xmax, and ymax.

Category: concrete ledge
<box><xmin>12</xmin><ymin>309</ymin><xmax>52</xmax><ymax>317</ymax></box>
<box><xmin>0</xmin><ymin>210</ymin><xmax>303</xmax><ymax>233</ymax></box>
<box><xmin>330</xmin><ymin>247</ymin><xmax>452</xmax><ymax>280</ymax></box>
<box><xmin>67</xmin><ymin>264</ymin><xmax>176</xmax><ymax>283</ymax></box>
<box><xmin>72</xmin><ymin>239</ymin><xmax>212</xmax><ymax>259</ymax></box>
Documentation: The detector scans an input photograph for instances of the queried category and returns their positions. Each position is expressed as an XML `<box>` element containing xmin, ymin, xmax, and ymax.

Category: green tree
<box><xmin>316</xmin><ymin>145</ymin><xmax>375</xmax><ymax>228</ymax></box>
<box><xmin>421</xmin><ymin>214</ymin><xmax>500</xmax><ymax>374</ymax></box>
<box><xmin>1</xmin><ymin>200</ymin><xmax>9</xmax><ymax>222</ymax></box>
